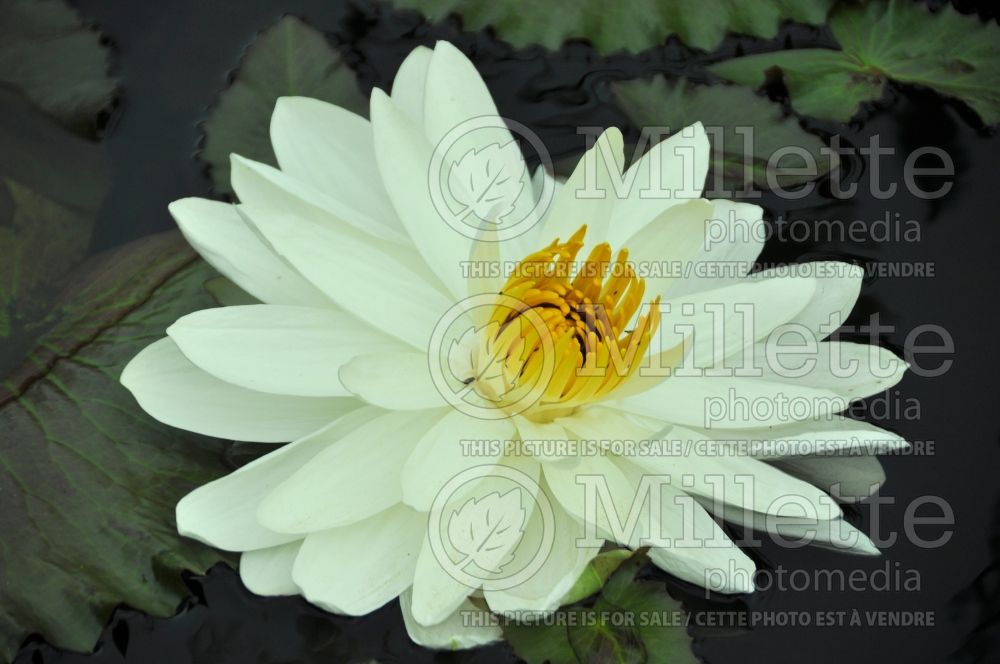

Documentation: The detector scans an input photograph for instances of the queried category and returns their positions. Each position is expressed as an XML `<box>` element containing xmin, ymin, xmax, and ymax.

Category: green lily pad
<box><xmin>504</xmin><ymin>553</ymin><xmax>696</xmax><ymax>664</ymax></box>
<box><xmin>389</xmin><ymin>0</ymin><xmax>832</xmax><ymax>53</ymax></box>
<box><xmin>709</xmin><ymin>0</ymin><xmax>1000</xmax><ymax>125</ymax></box>
<box><xmin>559</xmin><ymin>548</ymin><xmax>632</xmax><ymax>606</ymax></box>
<box><xmin>0</xmin><ymin>86</ymin><xmax>111</xmax><ymax>375</ymax></box>
<box><xmin>0</xmin><ymin>0</ymin><xmax>116</xmax><ymax>135</ymax></box>
<box><xmin>0</xmin><ymin>232</ymin><xmax>233</xmax><ymax>661</ymax></box>
<box><xmin>202</xmin><ymin>15</ymin><xmax>368</xmax><ymax>195</ymax></box>
<box><xmin>614</xmin><ymin>76</ymin><xmax>836</xmax><ymax>191</ymax></box>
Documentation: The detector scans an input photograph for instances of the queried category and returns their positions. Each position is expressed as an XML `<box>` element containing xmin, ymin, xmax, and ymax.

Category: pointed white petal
<box><xmin>391</xmin><ymin>45</ymin><xmax>433</xmax><ymax>126</ymax></box>
<box><xmin>239</xmin><ymin>202</ymin><xmax>452</xmax><ymax>350</ymax></box>
<box><xmin>121</xmin><ymin>338</ymin><xmax>355</xmax><ymax>443</ymax></box>
<box><xmin>175</xmin><ymin>408</ymin><xmax>376</xmax><ymax>551</ymax></box>
<box><xmin>753</xmin><ymin>261</ymin><xmax>864</xmax><ymax>338</ymax></box>
<box><xmin>401</xmin><ymin>589</ymin><xmax>502</xmax><ymax>650</ymax></box>
<box><xmin>370</xmin><ymin>88</ymin><xmax>471</xmax><ymax>301</ymax></box>
<box><xmin>240</xmin><ymin>541</ymin><xmax>302</xmax><ymax>595</ymax></box>
<box><xmin>257</xmin><ymin>409</ymin><xmax>446</xmax><ymax>534</ymax></box>
<box><xmin>168</xmin><ymin>305</ymin><xmax>406</xmax><ymax>397</ymax></box>
<box><xmin>772</xmin><ymin>454</ymin><xmax>886</xmax><ymax>502</ymax></box>
<box><xmin>169</xmin><ymin>198</ymin><xmax>329</xmax><ymax>306</ymax></box>
<box><xmin>270</xmin><ymin>96</ymin><xmax>403</xmax><ymax>237</ymax></box>
<box><xmin>293</xmin><ymin>504</ymin><xmax>425</xmax><ymax>615</ymax></box>
<box><xmin>542</xmin><ymin>127</ymin><xmax>624</xmax><ymax>244</ymax></box>
<box><xmin>608</xmin><ymin>122</ymin><xmax>709</xmax><ymax>247</ymax></box>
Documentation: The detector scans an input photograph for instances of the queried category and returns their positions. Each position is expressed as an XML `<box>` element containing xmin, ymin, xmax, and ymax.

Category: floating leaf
<box><xmin>389</xmin><ymin>0</ymin><xmax>832</xmax><ymax>53</ymax></box>
<box><xmin>0</xmin><ymin>86</ymin><xmax>110</xmax><ymax>375</ymax></box>
<box><xmin>615</xmin><ymin>76</ymin><xmax>836</xmax><ymax>191</ymax></box>
<box><xmin>0</xmin><ymin>0</ymin><xmax>115</xmax><ymax>134</ymax></box>
<box><xmin>504</xmin><ymin>553</ymin><xmax>696</xmax><ymax>664</ymax></box>
<box><xmin>0</xmin><ymin>233</ymin><xmax>233</xmax><ymax>661</ymax></box>
<box><xmin>202</xmin><ymin>15</ymin><xmax>368</xmax><ymax>194</ymax></box>
<box><xmin>709</xmin><ymin>0</ymin><xmax>1000</xmax><ymax>125</ymax></box>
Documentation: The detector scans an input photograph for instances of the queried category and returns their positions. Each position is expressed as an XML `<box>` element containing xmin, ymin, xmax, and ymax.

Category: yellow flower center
<box><xmin>477</xmin><ymin>225</ymin><xmax>660</xmax><ymax>421</ymax></box>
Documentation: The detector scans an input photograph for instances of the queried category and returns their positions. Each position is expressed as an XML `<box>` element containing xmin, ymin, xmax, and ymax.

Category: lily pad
<box><xmin>0</xmin><ymin>86</ymin><xmax>111</xmax><ymax>375</ymax></box>
<box><xmin>504</xmin><ymin>553</ymin><xmax>697</xmax><ymax>664</ymax></box>
<box><xmin>389</xmin><ymin>0</ymin><xmax>832</xmax><ymax>53</ymax></box>
<box><xmin>614</xmin><ymin>76</ymin><xmax>836</xmax><ymax>191</ymax></box>
<box><xmin>0</xmin><ymin>0</ymin><xmax>116</xmax><ymax>135</ymax></box>
<box><xmin>0</xmin><ymin>232</ymin><xmax>233</xmax><ymax>661</ymax></box>
<box><xmin>202</xmin><ymin>15</ymin><xmax>368</xmax><ymax>194</ymax></box>
<box><xmin>709</xmin><ymin>0</ymin><xmax>1000</xmax><ymax>125</ymax></box>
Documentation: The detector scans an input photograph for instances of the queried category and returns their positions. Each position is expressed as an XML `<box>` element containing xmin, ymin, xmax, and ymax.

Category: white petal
<box><xmin>608</xmin><ymin>122</ymin><xmax>709</xmax><ymax>247</ymax></box>
<box><xmin>240</xmin><ymin>541</ymin><xmax>302</xmax><ymax>595</ymax></box>
<box><xmin>400</xmin><ymin>589</ymin><xmax>502</xmax><ymax>650</ymax></box>
<box><xmin>620</xmin><ymin>198</ymin><xmax>716</xmax><ymax>299</ymax></box>
<box><xmin>293</xmin><ymin>504</ymin><xmax>425</xmax><ymax>615</ymax></box>
<box><xmin>338</xmin><ymin>352</ymin><xmax>445</xmax><ymax>410</ymax></box>
<box><xmin>175</xmin><ymin>408</ymin><xmax>376</xmax><ymax>551</ymax></box>
<box><xmin>401</xmin><ymin>410</ymin><xmax>515</xmax><ymax>511</ymax></box>
<box><xmin>662</xmin><ymin>199</ymin><xmax>766</xmax><ymax>298</ymax></box>
<box><xmin>231</xmin><ymin>153</ymin><xmax>405</xmax><ymax>244</ymax></box>
<box><xmin>169</xmin><ymin>198</ymin><xmax>329</xmax><ymax>306</ymax></box>
<box><xmin>270</xmin><ymin>96</ymin><xmax>403</xmax><ymax>238</ymax></box>
<box><xmin>747</xmin><ymin>340</ymin><xmax>908</xmax><ymax>402</ymax></box>
<box><xmin>542</xmin><ymin>127</ymin><xmax>624</xmax><ymax>244</ymax></box>
<box><xmin>753</xmin><ymin>261</ymin><xmax>864</xmax><ymax>338</ymax></box>
<box><xmin>483</xmin><ymin>496</ymin><xmax>600</xmax><ymax>613</ymax></box>
<box><xmin>772</xmin><ymin>455</ymin><xmax>886</xmax><ymax>502</ymax></box>
<box><xmin>422</xmin><ymin>42</ymin><xmax>536</xmax><ymax>235</ymax></box>
<box><xmin>257</xmin><ymin>408</ymin><xmax>446</xmax><ymax>534</ymax></box>
<box><xmin>239</xmin><ymin>201</ymin><xmax>452</xmax><ymax>349</ymax></box>
<box><xmin>168</xmin><ymin>305</ymin><xmax>405</xmax><ymax>397</ymax></box>
<box><xmin>121</xmin><ymin>338</ymin><xmax>355</xmax><ymax>443</ymax></box>
<box><xmin>370</xmin><ymin>88</ymin><xmax>471</xmax><ymax>301</ymax></box>
<box><xmin>391</xmin><ymin>45</ymin><xmax>433</xmax><ymax>126</ymax></box>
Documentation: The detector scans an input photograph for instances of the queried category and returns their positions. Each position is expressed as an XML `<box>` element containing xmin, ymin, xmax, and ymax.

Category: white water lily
<box><xmin>121</xmin><ymin>40</ymin><xmax>909</xmax><ymax>649</ymax></box>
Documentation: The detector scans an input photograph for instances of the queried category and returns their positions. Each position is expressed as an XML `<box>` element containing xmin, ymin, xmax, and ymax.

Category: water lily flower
<box><xmin>121</xmin><ymin>40</ymin><xmax>909</xmax><ymax>649</ymax></box>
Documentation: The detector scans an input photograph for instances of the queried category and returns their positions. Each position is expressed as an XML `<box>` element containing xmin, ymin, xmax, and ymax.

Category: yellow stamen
<box><xmin>476</xmin><ymin>225</ymin><xmax>660</xmax><ymax>420</ymax></box>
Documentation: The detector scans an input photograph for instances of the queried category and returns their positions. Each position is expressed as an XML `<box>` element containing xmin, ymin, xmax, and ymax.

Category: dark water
<box><xmin>16</xmin><ymin>0</ymin><xmax>1000</xmax><ymax>662</ymax></box>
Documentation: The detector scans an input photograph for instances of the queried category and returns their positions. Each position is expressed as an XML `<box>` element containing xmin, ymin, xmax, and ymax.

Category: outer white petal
<box><xmin>410</xmin><ymin>455</ymin><xmax>542</xmax><ymax>625</ymax></box>
<box><xmin>168</xmin><ymin>305</ymin><xmax>406</xmax><ymax>397</ymax></box>
<box><xmin>270</xmin><ymin>96</ymin><xmax>403</xmax><ymax>237</ymax></box>
<box><xmin>231</xmin><ymin>153</ymin><xmax>406</xmax><ymax>244</ymax></box>
<box><xmin>370</xmin><ymin>88</ymin><xmax>471</xmax><ymax>301</ymax></box>
<box><xmin>772</xmin><ymin>455</ymin><xmax>887</xmax><ymax>503</ymax></box>
<box><xmin>240</xmin><ymin>202</ymin><xmax>452</xmax><ymax>350</ymax></box>
<box><xmin>240</xmin><ymin>541</ymin><xmax>302</xmax><ymax>595</ymax></box>
<box><xmin>608</xmin><ymin>122</ymin><xmax>710</xmax><ymax>247</ymax></box>
<box><xmin>338</xmin><ymin>352</ymin><xmax>446</xmax><ymax>410</ymax></box>
<box><xmin>175</xmin><ymin>408</ymin><xmax>376</xmax><ymax>551</ymax></box>
<box><xmin>391</xmin><ymin>45</ymin><xmax>433</xmax><ymax>126</ymax></box>
<box><xmin>293</xmin><ymin>504</ymin><xmax>425</xmax><ymax>615</ymax></box>
<box><xmin>542</xmin><ymin>127</ymin><xmax>624</xmax><ymax>245</ymax></box>
<box><xmin>257</xmin><ymin>408</ymin><xmax>446</xmax><ymax>534</ymax></box>
<box><xmin>663</xmin><ymin>199</ymin><xmax>766</xmax><ymax>298</ymax></box>
<box><xmin>401</xmin><ymin>410</ymin><xmax>515</xmax><ymax>511</ymax></box>
<box><xmin>621</xmin><ymin>198</ymin><xmax>716</xmax><ymax>299</ymax></box>
<box><xmin>400</xmin><ymin>589</ymin><xmax>502</xmax><ymax>650</ymax></box>
<box><xmin>746</xmin><ymin>340</ymin><xmax>908</xmax><ymax>402</ymax></box>
<box><xmin>121</xmin><ymin>338</ymin><xmax>355</xmax><ymax>443</ymax></box>
<box><xmin>753</xmin><ymin>261</ymin><xmax>864</xmax><ymax>338</ymax></box>
<box><xmin>483</xmin><ymin>496</ymin><xmax>600</xmax><ymax>613</ymax></box>
<box><xmin>169</xmin><ymin>198</ymin><xmax>329</xmax><ymax>306</ymax></box>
